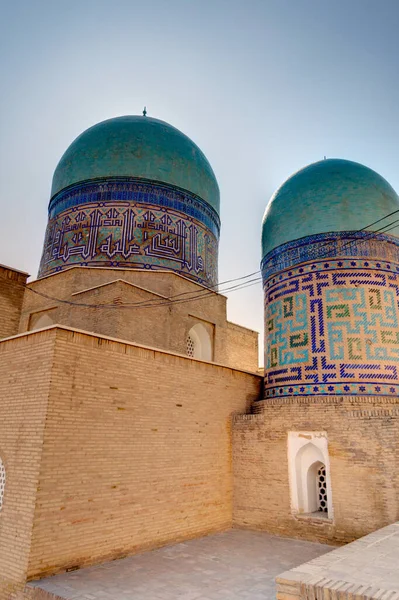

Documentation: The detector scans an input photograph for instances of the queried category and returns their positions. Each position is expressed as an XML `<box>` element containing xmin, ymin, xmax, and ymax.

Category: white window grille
<box><xmin>186</xmin><ymin>324</ymin><xmax>213</xmax><ymax>361</ymax></box>
<box><xmin>317</xmin><ymin>464</ymin><xmax>328</xmax><ymax>512</ymax></box>
<box><xmin>187</xmin><ymin>335</ymin><xmax>195</xmax><ymax>357</ymax></box>
<box><xmin>0</xmin><ymin>460</ymin><xmax>5</xmax><ymax>511</ymax></box>
<box><xmin>288</xmin><ymin>432</ymin><xmax>333</xmax><ymax>519</ymax></box>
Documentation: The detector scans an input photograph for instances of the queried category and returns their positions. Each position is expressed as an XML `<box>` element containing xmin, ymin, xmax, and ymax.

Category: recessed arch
<box><xmin>186</xmin><ymin>323</ymin><xmax>212</xmax><ymax>361</ymax></box>
<box><xmin>288</xmin><ymin>432</ymin><xmax>333</xmax><ymax>519</ymax></box>
<box><xmin>30</xmin><ymin>312</ymin><xmax>54</xmax><ymax>331</ymax></box>
<box><xmin>295</xmin><ymin>442</ymin><xmax>325</xmax><ymax>513</ymax></box>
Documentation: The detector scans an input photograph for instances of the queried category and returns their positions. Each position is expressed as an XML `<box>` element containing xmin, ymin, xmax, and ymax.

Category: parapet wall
<box><xmin>276</xmin><ymin>522</ymin><xmax>399</xmax><ymax>600</ymax></box>
<box><xmin>21</xmin><ymin>327</ymin><xmax>261</xmax><ymax>580</ymax></box>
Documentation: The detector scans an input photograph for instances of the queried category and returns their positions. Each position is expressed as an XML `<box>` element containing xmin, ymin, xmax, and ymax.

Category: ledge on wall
<box><xmin>0</xmin><ymin>324</ymin><xmax>263</xmax><ymax>377</ymax></box>
<box><xmin>295</xmin><ymin>513</ymin><xmax>333</xmax><ymax>525</ymax></box>
<box><xmin>275</xmin><ymin>522</ymin><xmax>399</xmax><ymax>600</ymax></box>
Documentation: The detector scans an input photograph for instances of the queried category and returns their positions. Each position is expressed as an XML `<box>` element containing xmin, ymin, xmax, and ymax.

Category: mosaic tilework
<box><xmin>262</xmin><ymin>233</ymin><xmax>399</xmax><ymax>398</ymax></box>
<box><xmin>49</xmin><ymin>179</ymin><xmax>220</xmax><ymax>237</ymax></box>
<box><xmin>39</xmin><ymin>180</ymin><xmax>219</xmax><ymax>285</ymax></box>
<box><xmin>261</xmin><ymin>230</ymin><xmax>399</xmax><ymax>281</ymax></box>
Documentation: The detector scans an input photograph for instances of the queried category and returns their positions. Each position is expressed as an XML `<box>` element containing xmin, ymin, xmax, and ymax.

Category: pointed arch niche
<box><xmin>287</xmin><ymin>431</ymin><xmax>333</xmax><ymax>519</ymax></box>
<box><xmin>186</xmin><ymin>323</ymin><xmax>213</xmax><ymax>361</ymax></box>
<box><xmin>29</xmin><ymin>311</ymin><xmax>55</xmax><ymax>331</ymax></box>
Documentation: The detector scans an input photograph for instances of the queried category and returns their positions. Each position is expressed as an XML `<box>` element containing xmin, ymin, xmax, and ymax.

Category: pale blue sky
<box><xmin>1</xmin><ymin>0</ymin><xmax>399</xmax><ymax>362</ymax></box>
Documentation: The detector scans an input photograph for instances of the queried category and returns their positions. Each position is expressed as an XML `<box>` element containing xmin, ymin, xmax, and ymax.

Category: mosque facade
<box><xmin>0</xmin><ymin>115</ymin><xmax>398</xmax><ymax>599</ymax></box>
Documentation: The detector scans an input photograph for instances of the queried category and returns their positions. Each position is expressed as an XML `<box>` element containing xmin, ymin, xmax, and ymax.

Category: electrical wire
<box><xmin>0</xmin><ymin>267</ymin><xmax>262</xmax><ymax>310</ymax></box>
<box><xmin>2</xmin><ymin>208</ymin><xmax>399</xmax><ymax>310</ymax></box>
<box><xmin>313</xmin><ymin>208</ymin><xmax>399</xmax><ymax>256</ymax></box>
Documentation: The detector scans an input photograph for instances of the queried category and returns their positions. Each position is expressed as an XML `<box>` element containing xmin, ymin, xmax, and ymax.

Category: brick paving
<box><xmin>27</xmin><ymin>529</ymin><xmax>333</xmax><ymax>599</ymax></box>
<box><xmin>276</xmin><ymin>522</ymin><xmax>399</xmax><ymax>600</ymax></box>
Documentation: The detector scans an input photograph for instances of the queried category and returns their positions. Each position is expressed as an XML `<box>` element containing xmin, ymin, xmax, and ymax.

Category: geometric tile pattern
<box><xmin>262</xmin><ymin>232</ymin><xmax>399</xmax><ymax>398</ymax></box>
<box><xmin>39</xmin><ymin>179</ymin><xmax>220</xmax><ymax>286</ymax></box>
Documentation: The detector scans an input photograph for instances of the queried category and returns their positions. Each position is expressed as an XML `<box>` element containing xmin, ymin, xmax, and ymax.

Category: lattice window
<box><xmin>187</xmin><ymin>335</ymin><xmax>195</xmax><ymax>357</ymax></box>
<box><xmin>0</xmin><ymin>460</ymin><xmax>5</xmax><ymax>511</ymax></box>
<box><xmin>317</xmin><ymin>464</ymin><xmax>328</xmax><ymax>512</ymax></box>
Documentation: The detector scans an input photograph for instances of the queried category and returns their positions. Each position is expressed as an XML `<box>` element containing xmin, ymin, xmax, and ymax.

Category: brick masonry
<box><xmin>0</xmin><ymin>329</ymin><xmax>56</xmax><ymax>599</ymax></box>
<box><xmin>275</xmin><ymin>522</ymin><xmax>399</xmax><ymax>600</ymax></box>
<box><xmin>233</xmin><ymin>396</ymin><xmax>399</xmax><ymax>545</ymax></box>
<box><xmin>0</xmin><ymin>325</ymin><xmax>262</xmax><ymax>596</ymax></box>
<box><xmin>19</xmin><ymin>267</ymin><xmax>259</xmax><ymax>373</ymax></box>
<box><xmin>0</xmin><ymin>265</ymin><xmax>29</xmax><ymax>340</ymax></box>
<box><xmin>25</xmin><ymin>529</ymin><xmax>333</xmax><ymax>600</ymax></box>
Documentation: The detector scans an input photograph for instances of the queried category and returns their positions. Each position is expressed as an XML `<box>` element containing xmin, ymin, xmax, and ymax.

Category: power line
<box><xmin>0</xmin><ymin>267</ymin><xmax>262</xmax><ymax>310</ymax></box>
<box><xmin>317</xmin><ymin>216</ymin><xmax>399</xmax><ymax>260</ymax></box>
<box><xmin>315</xmin><ymin>208</ymin><xmax>399</xmax><ymax>256</ymax></box>
<box><xmin>2</xmin><ymin>208</ymin><xmax>399</xmax><ymax>310</ymax></box>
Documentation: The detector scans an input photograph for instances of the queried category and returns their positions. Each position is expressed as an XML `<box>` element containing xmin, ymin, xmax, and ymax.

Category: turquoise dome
<box><xmin>51</xmin><ymin>115</ymin><xmax>220</xmax><ymax>214</ymax></box>
<box><xmin>262</xmin><ymin>158</ymin><xmax>399</xmax><ymax>258</ymax></box>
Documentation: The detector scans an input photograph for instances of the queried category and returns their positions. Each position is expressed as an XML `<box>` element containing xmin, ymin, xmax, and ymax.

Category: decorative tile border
<box><xmin>261</xmin><ymin>230</ymin><xmax>399</xmax><ymax>281</ymax></box>
<box><xmin>264</xmin><ymin>382</ymin><xmax>399</xmax><ymax>398</ymax></box>
<box><xmin>39</xmin><ymin>180</ymin><xmax>219</xmax><ymax>285</ymax></box>
<box><xmin>49</xmin><ymin>178</ymin><xmax>220</xmax><ymax>237</ymax></box>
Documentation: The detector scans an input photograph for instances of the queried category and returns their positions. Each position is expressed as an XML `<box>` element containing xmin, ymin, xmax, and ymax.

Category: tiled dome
<box><xmin>51</xmin><ymin>115</ymin><xmax>220</xmax><ymax>214</ymax></box>
<box><xmin>262</xmin><ymin>158</ymin><xmax>399</xmax><ymax>258</ymax></box>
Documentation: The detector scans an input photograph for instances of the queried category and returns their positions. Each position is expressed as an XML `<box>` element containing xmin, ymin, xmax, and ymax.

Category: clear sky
<box><xmin>1</xmin><ymin>0</ymin><xmax>399</xmax><ymax>364</ymax></box>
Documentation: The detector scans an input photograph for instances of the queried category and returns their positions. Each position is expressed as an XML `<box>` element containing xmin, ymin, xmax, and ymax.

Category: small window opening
<box><xmin>290</xmin><ymin>437</ymin><xmax>332</xmax><ymax>520</ymax></box>
<box><xmin>317</xmin><ymin>464</ymin><xmax>328</xmax><ymax>513</ymax></box>
<box><xmin>186</xmin><ymin>335</ymin><xmax>195</xmax><ymax>357</ymax></box>
<box><xmin>0</xmin><ymin>459</ymin><xmax>5</xmax><ymax>511</ymax></box>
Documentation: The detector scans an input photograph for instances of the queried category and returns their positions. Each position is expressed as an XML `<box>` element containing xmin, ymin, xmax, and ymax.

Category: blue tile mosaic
<box><xmin>261</xmin><ymin>232</ymin><xmax>399</xmax><ymax>399</ymax></box>
<box><xmin>39</xmin><ymin>179</ymin><xmax>219</xmax><ymax>285</ymax></box>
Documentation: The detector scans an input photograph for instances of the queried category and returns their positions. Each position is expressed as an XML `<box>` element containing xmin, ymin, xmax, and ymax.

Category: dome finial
<box><xmin>142</xmin><ymin>106</ymin><xmax>147</xmax><ymax>117</ymax></box>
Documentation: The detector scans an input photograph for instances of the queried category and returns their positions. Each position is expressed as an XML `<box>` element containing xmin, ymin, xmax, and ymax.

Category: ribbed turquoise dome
<box><xmin>262</xmin><ymin>158</ymin><xmax>399</xmax><ymax>258</ymax></box>
<box><xmin>51</xmin><ymin>115</ymin><xmax>220</xmax><ymax>214</ymax></box>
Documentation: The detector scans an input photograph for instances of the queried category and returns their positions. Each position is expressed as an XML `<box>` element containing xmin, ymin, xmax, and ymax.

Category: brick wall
<box><xmin>225</xmin><ymin>321</ymin><xmax>258</xmax><ymax>374</ymax></box>
<box><xmin>19</xmin><ymin>267</ymin><xmax>259</xmax><ymax>372</ymax></box>
<box><xmin>0</xmin><ymin>330</ymin><xmax>56</xmax><ymax>599</ymax></box>
<box><xmin>24</xmin><ymin>326</ymin><xmax>262</xmax><ymax>579</ymax></box>
<box><xmin>0</xmin><ymin>265</ymin><xmax>28</xmax><ymax>340</ymax></box>
<box><xmin>233</xmin><ymin>396</ymin><xmax>399</xmax><ymax>545</ymax></box>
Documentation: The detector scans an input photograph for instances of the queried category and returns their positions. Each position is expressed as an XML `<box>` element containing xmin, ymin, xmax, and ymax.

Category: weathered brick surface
<box><xmin>0</xmin><ymin>265</ymin><xmax>28</xmax><ymax>340</ymax></box>
<box><xmin>233</xmin><ymin>396</ymin><xmax>399</xmax><ymax>545</ymax></box>
<box><xmin>0</xmin><ymin>330</ymin><xmax>56</xmax><ymax>599</ymax></box>
<box><xmin>14</xmin><ymin>327</ymin><xmax>261</xmax><ymax>580</ymax></box>
<box><xmin>19</xmin><ymin>267</ymin><xmax>259</xmax><ymax>372</ymax></box>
